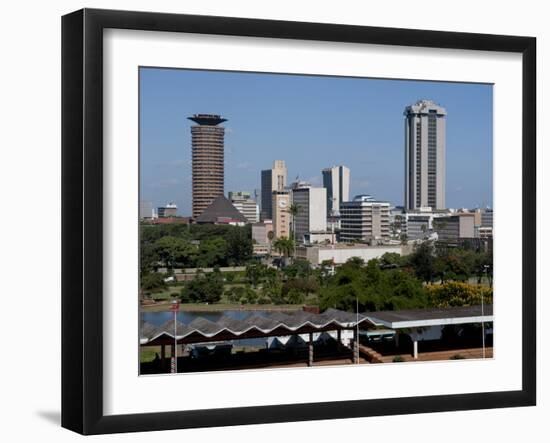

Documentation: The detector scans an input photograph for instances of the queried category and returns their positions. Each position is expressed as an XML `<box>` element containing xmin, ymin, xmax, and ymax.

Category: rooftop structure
<box><xmin>195</xmin><ymin>195</ymin><xmax>247</xmax><ymax>225</ymax></box>
<box><xmin>187</xmin><ymin>114</ymin><xmax>227</xmax><ymax>126</ymax></box>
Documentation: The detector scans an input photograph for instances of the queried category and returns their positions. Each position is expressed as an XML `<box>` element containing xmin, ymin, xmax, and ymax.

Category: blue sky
<box><xmin>140</xmin><ymin>68</ymin><xmax>493</xmax><ymax>216</ymax></box>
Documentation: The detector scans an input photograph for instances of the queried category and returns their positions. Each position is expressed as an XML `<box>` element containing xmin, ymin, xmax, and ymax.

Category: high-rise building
<box><xmin>292</xmin><ymin>186</ymin><xmax>327</xmax><ymax>244</ymax></box>
<box><xmin>189</xmin><ymin>114</ymin><xmax>227</xmax><ymax>219</ymax></box>
<box><xmin>340</xmin><ymin>195</ymin><xmax>390</xmax><ymax>243</ymax></box>
<box><xmin>322</xmin><ymin>165</ymin><xmax>350</xmax><ymax>216</ymax></box>
<box><xmin>261</xmin><ymin>160</ymin><xmax>287</xmax><ymax>220</ymax></box>
<box><xmin>157</xmin><ymin>202</ymin><xmax>177</xmax><ymax>218</ymax></box>
<box><xmin>228</xmin><ymin>191</ymin><xmax>259</xmax><ymax>223</ymax></box>
<box><xmin>404</xmin><ymin>100</ymin><xmax>446</xmax><ymax>210</ymax></box>
<box><xmin>272</xmin><ymin>191</ymin><xmax>291</xmax><ymax>239</ymax></box>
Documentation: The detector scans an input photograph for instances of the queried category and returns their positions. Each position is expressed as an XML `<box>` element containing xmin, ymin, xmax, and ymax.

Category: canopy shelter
<box><xmin>141</xmin><ymin>309</ymin><xmax>376</xmax><ymax>367</ymax></box>
<box><xmin>364</xmin><ymin>305</ymin><xmax>493</xmax><ymax>359</ymax></box>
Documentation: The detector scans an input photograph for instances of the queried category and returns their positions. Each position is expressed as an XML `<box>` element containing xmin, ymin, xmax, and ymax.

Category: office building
<box><xmin>340</xmin><ymin>195</ymin><xmax>390</xmax><ymax>243</ymax></box>
<box><xmin>481</xmin><ymin>208</ymin><xmax>493</xmax><ymax>227</ymax></box>
<box><xmin>252</xmin><ymin>220</ymin><xmax>273</xmax><ymax>255</ymax></box>
<box><xmin>157</xmin><ymin>202</ymin><xmax>177</xmax><ymax>218</ymax></box>
<box><xmin>261</xmin><ymin>160</ymin><xmax>287</xmax><ymax>220</ymax></box>
<box><xmin>272</xmin><ymin>191</ymin><xmax>291</xmax><ymax>239</ymax></box>
<box><xmin>433</xmin><ymin>213</ymin><xmax>476</xmax><ymax>241</ymax></box>
<box><xmin>404</xmin><ymin>100</ymin><xmax>447</xmax><ymax>210</ymax></box>
<box><xmin>322</xmin><ymin>165</ymin><xmax>350</xmax><ymax>216</ymax></box>
<box><xmin>189</xmin><ymin>114</ymin><xmax>227</xmax><ymax>219</ymax></box>
<box><xmin>228</xmin><ymin>191</ymin><xmax>259</xmax><ymax>223</ymax></box>
<box><xmin>292</xmin><ymin>186</ymin><xmax>327</xmax><ymax>243</ymax></box>
<box><xmin>139</xmin><ymin>201</ymin><xmax>154</xmax><ymax>219</ymax></box>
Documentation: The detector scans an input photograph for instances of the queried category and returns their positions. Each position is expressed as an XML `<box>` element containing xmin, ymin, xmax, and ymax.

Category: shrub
<box><xmin>393</xmin><ymin>355</ymin><xmax>405</xmax><ymax>363</ymax></box>
<box><xmin>450</xmin><ymin>354</ymin><xmax>466</xmax><ymax>360</ymax></box>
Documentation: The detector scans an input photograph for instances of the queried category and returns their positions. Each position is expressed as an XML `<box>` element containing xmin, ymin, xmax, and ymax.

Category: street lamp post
<box><xmin>481</xmin><ymin>264</ymin><xmax>489</xmax><ymax>359</ymax></box>
<box><xmin>170</xmin><ymin>299</ymin><xmax>180</xmax><ymax>373</ymax></box>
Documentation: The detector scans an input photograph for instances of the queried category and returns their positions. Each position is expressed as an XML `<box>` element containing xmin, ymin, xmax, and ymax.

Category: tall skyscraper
<box><xmin>261</xmin><ymin>160</ymin><xmax>287</xmax><ymax>220</ymax></box>
<box><xmin>322</xmin><ymin>165</ymin><xmax>350</xmax><ymax>216</ymax></box>
<box><xmin>189</xmin><ymin>114</ymin><xmax>227</xmax><ymax>219</ymax></box>
<box><xmin>404</xmin><ymin>100</ymin><xmax>446</xmax><ymax>210</ymax></box>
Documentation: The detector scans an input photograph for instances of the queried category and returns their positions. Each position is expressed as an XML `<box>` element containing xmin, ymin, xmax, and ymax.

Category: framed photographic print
<box><xmin>61</xmin><ymin>8</ymin><xmax>536</xmax><ymax>435</ymax></box>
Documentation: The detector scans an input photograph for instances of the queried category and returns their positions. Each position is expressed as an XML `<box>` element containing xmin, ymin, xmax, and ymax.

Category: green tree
<box><xmin>181</xmin><ymin>271</ymin><xmax>224</xmax><ymax>304</ymax></box>
<box><xmin>426</xmin><ymin>281</ymin><xmax>493</xmax><ymax>307</ymax></box>
<box><xmin>196</xmin><ymin>237</ymin><xmax>227</xmax><ymax>268</ymax></box>
<box><xmin>245</xmin><ymin>263</ymin><xmax>268</xmax><ymax>287</ymax></box>
<box><xmin>154</xmin><ymin>236</ymin><xmax>196</xmax><ymax>270</ymax></box>
<box><xmin>225</xmin><ymin>226</ymin><xmax>253</xmax><ymax>265</ymax></box>
<box><xmin>267</xmin><ymin>230</ymin><xmax>275</xmax><ymax>257</ymax></box>
<box><xmin>287</xmin><ymin>203</ymin><xmax>300</xmax><ymax>251</ymax></box>
<box><xmin>140</xmin><ymin>272</ymin><xmax>167</xmax><ymax>293</ymax></box>
<box><xmin>409</xmin><ymin>241</ymin><xmax>436</xmax><ymax>283</ymax></box>
<box><xmin>273</xmin><ymin>237</ymin><xmax>295</xmax><ymax>266</ymax></box>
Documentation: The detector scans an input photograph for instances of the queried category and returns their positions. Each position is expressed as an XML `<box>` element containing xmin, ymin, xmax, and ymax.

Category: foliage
<box><xmin>450</xmin><ymin>354</ymin><xmax>466</xmax><ymax>360</ymax></box>
<box><xmin>245</xmin><ymin>263</ymin><xmax>269</xmax><ymax>287</ymax></box>
<box><xmin>140</xmin><ymin>272</ymin><xmax>167</xmax><ymax>292</ymax></box>
<box><xmin>180</xmin><ymin>271</ymin><xmax>224</xmax><ymax>304</ymax></box>
<box><xmin>196</xmin><ymin>237</ymin><xmax>227</xmax><ymax>268</ymax></box>
<box><xmin>392</xmin><ymin>355</ymin><xmax>405</xmax><ymax>363</ymax></box>
<box><xmin>282</xmin><ymin>259</ymin><xmax>312</xmax><ymax>279</ymax></box>
<box><xmin>408</xmin><ymin>241</ymin><xmax>436</xmax><ymax>283</ymax></box>
<box><xmin>426</xmin><ymin>281</ymin><xmax>493</xmax><ymax>308</ymax></box>
<box><xmin>282</xmin><ymin>277</ymin><xmax>319</xmax><ymax>299</ymax></box>
<box><xmin>319</xmin><ymin>258</ymin><xmax>427</xmax><ymax>312</ymax></box>
<box><xmin>272</xmin><ymin>237</ymin><xmax>295</xmax><ymax>264</ymax></box>
<box><xmin>225</xmin><ymin>225</ymin><xmax>253</xmax><ymax>265</ymax></box>
<box><xmin>154</xmin><ymin>236</ymin><xmax>196</xmax><ymax>269</ymax></box>
<box><xmin>140</xmin><ymin>224</ymin><xmax>253</xmax><ymax>271</ymax></box>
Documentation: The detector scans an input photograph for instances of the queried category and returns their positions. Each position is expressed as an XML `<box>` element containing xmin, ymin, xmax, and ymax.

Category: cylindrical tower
<box><xmin>188</xmin><ymin>114</ymin><xmax>227</xmax><ymax>219</ymax></box>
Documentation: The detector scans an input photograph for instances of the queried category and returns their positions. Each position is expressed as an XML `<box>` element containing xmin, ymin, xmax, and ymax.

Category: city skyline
<box><xmin>140</xmin><ymin>68</ymin><xmax>493</xmax><ymax>216</ymax></box>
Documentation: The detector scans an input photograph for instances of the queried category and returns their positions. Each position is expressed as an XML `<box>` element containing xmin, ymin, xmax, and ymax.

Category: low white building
<box><xmin>296</xmin><ymin>244</ymin><xmax>404</xmax><ymax>267</ymax></box>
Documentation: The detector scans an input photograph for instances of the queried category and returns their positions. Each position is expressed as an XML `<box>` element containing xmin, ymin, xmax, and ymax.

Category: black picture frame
<box><xmin>62</xmin><ymin>8</ymin><xmax>536</xmax><ymax>435</ymax></box>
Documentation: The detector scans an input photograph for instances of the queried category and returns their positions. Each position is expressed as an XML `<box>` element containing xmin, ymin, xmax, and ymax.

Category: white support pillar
<box><xmin>353</xmin><ymin>329</ymin><xmax>359</xmax><ymax>364</ymax></box>
<box><xmin>413</xmin><ymin>340</ymin><xmax>418</xmax><ymax>359</ymax></box>
<box><xmin>308</xmin><ymin>333</ymin><xmax>314</xmax><ymax>367</ymax></box>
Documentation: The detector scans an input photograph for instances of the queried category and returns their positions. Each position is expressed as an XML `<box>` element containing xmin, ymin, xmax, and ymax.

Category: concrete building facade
<box><xmin>340</xmin><ymin>195</ymin><xmax>390</xmax><ymax>243</ymax></box>
<box><xmin>296</xmin><ymin>244</ymin><xmax>404</xmax><ymax>267</ymax></box>
<box><xmin>272</xmin><ymin>191</ymin><xmax>291</xmax><ymax>240</ymax></box>
<box><xmin>228</xmin><ymin>191</ymin><xmax>259</xmax><ymax>223</ymax></box>
<box><xmin>404</xmin><ymin>100</ymin><xmax>446</xmax><ymax>210</ymax></box>
<box><xmin>139</xmin><ymin>201</ymin><xmax>154</xmax><ymax>219</ymax></box>
<box><xmin>292</xmin><ymin>187</ymin><xmax>327</xmax><ymax>244</ymax></box>
<box><xmin>434</xmin><ymin>213</ymin><xmax>476</xmax><ymax>241</ymax></box>
<box><xmin>157</xmin><ymin>202</ymin><xmax>177</xmax><ymax>218</ymax></box>
<box><xmin>322</xmin><ymin>165</ymin><xmax>350</xmax><ymax>216</ymax></box>
<box><xmin>252</xmin><ymin>220</ymin><xmax>273</xmax><ymax>255</ymax></box>
<box><xmin>261</xmin><ymin>160</ymin><xmax>287</xmax><ymax>220</ymax></box>
<box><xmin>189</xmin><ymin>114</ymin><xmax>227</xmax><ymax>219</ymax></box>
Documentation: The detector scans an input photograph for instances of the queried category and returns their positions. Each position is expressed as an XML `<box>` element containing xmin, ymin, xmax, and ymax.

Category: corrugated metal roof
<box><xmin>141</xmin><ymin>309</ymin><xmax>375</xmax><ymax>344</ymax></box>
